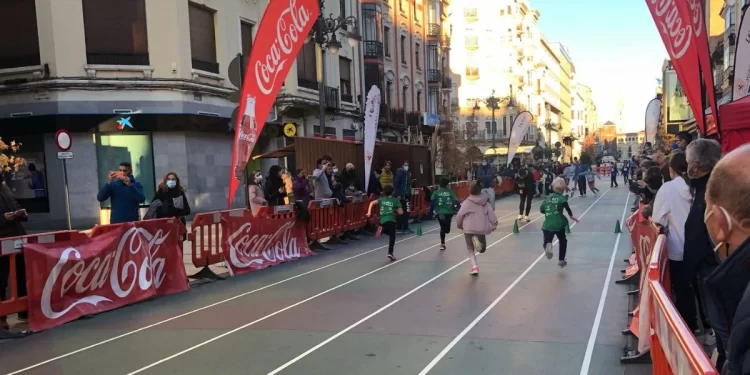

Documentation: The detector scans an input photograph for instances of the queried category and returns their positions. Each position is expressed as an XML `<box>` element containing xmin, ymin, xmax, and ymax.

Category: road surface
<box><xmin>1</xmin><ymin>181</ymin><xmax>651</xmax><ymax>375</ymax></box>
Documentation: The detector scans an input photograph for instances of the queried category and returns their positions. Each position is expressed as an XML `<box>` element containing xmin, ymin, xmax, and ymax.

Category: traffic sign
<box><xmin>57</xmin><ymin>151</ymin><xmax>73</xmax><ymax>160</ymax></box>
<box><xmin>55</xmin><ymin>129</ymin><xmax>72</xmax><ymax>152</ymax></box>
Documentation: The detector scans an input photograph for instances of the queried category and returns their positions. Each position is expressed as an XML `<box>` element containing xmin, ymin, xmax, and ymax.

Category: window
<box><xmin>3</xmin><ymin>134</ymin><xmax>49</xmax><ymax>213</ymax></box>
<box><xmin>189</xmin><ymin>3</ymin><xmax>218</xmax><ymax>73</ymax></box>
<box><xmin>399</xmin><ymin>0</ymin><xmax>405</xmax><ymax>12</ymax></box>
<box><xmin>297</xmin><ymin>42</ymin><xmax>318</xmax><ymax>90</ymax></box>
<box><xmin>571</xmin><ymin>110</ymin><xmax>574</xmax><ymax>120</ymax></box>
<box><xmin>0</xmin><ymin>1</ymin><xmax>41</xmax><ymax>69</ymax></box>
<box><xmin>428</xmin><ymin>88</ymin><xmax>439</xmax><ymax>114</ymax></box>
<box><xmin>502</xmin><ymin>117</ymin><xmax>507</xmax><ymax>136</ymax></box>
<box><xmin>82</xmin><ymin>0</ymin><xmax>149</xmax><ymax>65</ymax></box>
<box><xmin>402</xmin><ymin>86</ymin><xmax>408</xmax><ymax>108</ymax></box>
<box><xmin>240</xmin><ymin>21</ymin><xmax>254</xmax><ymax>59</ymax></box>
<box><xmin>386</xmin><ymin>81</ymin><xmax>393</xmax><ymax>105</ymax></box>
<box><xmin>340</xmin><ymin>0</ymin><xmax>348</xmax><ymax>30</ymax></box>
<box><xmin>339</xmin><ymin>57</ymin><xmax>353</xmax><ymax>102</ymax></box>
<box><xmin>485</xmin><ymin>120</ymin><xmax>497</xmax><ymax>134</ymax></box>
<box><xmin>537</xmin><ymin>103</ymin><xmax>541</xmax><ymax>116</ymax></box>
<box><xmin>427</xmin><ymin>43</ymin><xmax>438</xmax><ymax>70</ymax></box>
<box><xmin>413</xmin><ymin>3</ymin><xmax>421</xmax><ymax>24</ymax></box>
<box><xmin>384</xmin><ymin>27</ymin><xmax>391</xmax><ymax>57</ymax></box>
<box><xmin>415</xmin><ymin>43</ymin><xmax>421</xmax><ymax>69</ymax></box>
<box><xmin>400</xmin><ymin>35</ymin><xmax>407</xmax><ymax>64</ymax></box>
<box><xmin>313</xmin><ymin>126</ymin><xmax>337</xmax><ymax>139</ymax></box>
<box><xmin>465</xmin><ymin>66</ymin><xmax>479</xmax><ymax>79</ymax></box>
<box><xmin>417</xmin><ymin>91</ymin><xmax>422</xmax><ymax>112</ymax></box>
<box><xmin>342</xmin><ymin>129</ymin><xmax>356</xmax><ymax>141</ymax></box>
<box><xmin>96</xmin><ymin>133</ymin><xmax>156</xmax><ymax>208</ymax></box>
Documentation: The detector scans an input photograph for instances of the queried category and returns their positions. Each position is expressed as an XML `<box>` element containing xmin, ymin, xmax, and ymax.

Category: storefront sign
<box><xmin>23</xmin><ymin>219</ymin><xmax>189</xmax><ymax>332</ymax></box>
<box><xmin>117</xmin><ymin>117</ymin><xmax>133</xmax><ymax>130</ymax></box>
<box><xmin>283</xmin><ymin>123</ymin><xmax>297</xmax><ymax>137</ymax></box>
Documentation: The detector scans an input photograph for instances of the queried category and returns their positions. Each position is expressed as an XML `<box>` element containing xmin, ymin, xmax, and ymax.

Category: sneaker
<box><xmin>544</xmin><ymin>243</ymin><xmax>553</xmax><ymax>259</ymax></box>
<box><xmin>387</xmin><ymin>254</ymin><xmax>396</xmax><ymax>261</ymax></box>
<box><xmin>375</xmin><ymin>226</ymin><xmax>383</xmax><ymax>238</ymax></box>
<box><xmin>440</xmin><ymin>244</ymin><xmax>446</xmax><ymax>251</ymax></box>
<box><xmin>472</xmin><ymin>236</ymin><xmax>484</xmax><ymax>253</ymax></box>
<box><xmin>558</xmin><ymin>260</ymin><xmax>568</xmax><ymax>268</ymax></box>
<box><xmin>523</xmin><ymin>215</ymin><xmax>529</xmax><ymax>222</ymax></box>
<box><xmin>469</xmin><ymin>266</ymin><xmax>479</xmax><ymax>275</ymax></box>
<box><xmin>517</xmin><ymin>215</ymin><xmax>524</xmax><ymax>221</ymax></box>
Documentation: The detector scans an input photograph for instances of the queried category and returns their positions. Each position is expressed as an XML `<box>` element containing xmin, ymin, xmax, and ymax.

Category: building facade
<box><xmin>616</xmin><ymin>130</ymin><xmax>646</xmax><ymax>159</ymax></box>
<box><xmin>0</xmin><ymin>0</ymin><xmax>368</xmax><ymax>229</ymax></box>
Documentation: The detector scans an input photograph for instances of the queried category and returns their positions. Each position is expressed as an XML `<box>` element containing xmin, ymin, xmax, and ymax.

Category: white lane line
<box><xmin>7</xmin><ymin>198</ymin><xmax>535</xmax><ymax>375</ymax></box>
<box><xmin>418</xmin><ymin>188</ymin><xmax>617</xmax><ymax>375</ymax></box>
<box><xmin>579</xmin><ymin>192</ymin><xmax>631</xmax><ymax>375</ymax></box>
<box><xmin>265</xmin><ymin>212</ymin><xmax>552</xmax><ymax>375</ymax></box>
<box><xmin>128</xmin><ymin>207</ymin><xmax>555</xmax><ymax>375</ymax></box>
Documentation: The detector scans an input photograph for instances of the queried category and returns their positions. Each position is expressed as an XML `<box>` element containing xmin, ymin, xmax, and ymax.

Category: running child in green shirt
<box><xmin>367</xmin><ymin>184</ymin><xmax>403</xmax><ymax>261</ymax></box>
<box><xmin>539</xmin><ymin>177</ymin><xmax>579</xmax><ymax>268</ymax></box>
<box><xmin>430</xmin><ymin>177</ymin><xmax>460</xmax><ymax>250</ymax></box>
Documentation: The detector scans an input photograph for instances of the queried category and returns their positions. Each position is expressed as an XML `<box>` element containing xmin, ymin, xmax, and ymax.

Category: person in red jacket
<box><xmin>531</xmin><ymin>166</ymin><xmax>541</xmax><ymax>198</ymax></box>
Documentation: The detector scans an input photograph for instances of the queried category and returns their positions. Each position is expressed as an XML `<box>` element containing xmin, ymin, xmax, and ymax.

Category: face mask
<box><xmin>687</xmin><ymin>163</ymin><xmax>699</xmax><ymax>179</ymax></box>
<box><xmin>333</xmin><ymin>168</ymin><xmax>339</xmax><ymax>173</ymax></box>
<box><xmin>254</xmin><ymin>175</ymin><xmax>263</xmax><ymax>183</ymax></box>
<box><xmin>403</xmin><ymin>166</ymin><xmax>409</xmax><ymax>172</ymax></box>
<box><xmin>278</xmin><ymin>172</ymin><xmax>283</xmax><ymax>177</ymax></box>
<box><xmin>166</xmin><ymin>180</ymin><xmax>177</xmax><ymax>189</ymax></box>
<box><xmin>704</xmin><ymin>205</ymin><xmax>733</xmax><ymax>258</ymax></box>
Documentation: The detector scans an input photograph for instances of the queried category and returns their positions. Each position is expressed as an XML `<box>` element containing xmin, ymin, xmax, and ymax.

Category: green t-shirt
<box><xmin>431</xmin><ymin>188</ymin><xmax>458</xmax><ymax>215</ymax></box>
<box><xmin>378</xmin><ymin>196</ymin><xmax>402</xmax><ymax>224</ymax></box>
<box><xmin>540</xmin><ymin>193</ymin><xmax>569</xmax><ymax>232</ymax></box>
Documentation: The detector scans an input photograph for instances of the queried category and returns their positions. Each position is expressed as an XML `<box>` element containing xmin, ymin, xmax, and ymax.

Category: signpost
<box><xmin>55</xmin><ymin>130</ymin><xmax>73</xmax><ymax>230</ymax></box>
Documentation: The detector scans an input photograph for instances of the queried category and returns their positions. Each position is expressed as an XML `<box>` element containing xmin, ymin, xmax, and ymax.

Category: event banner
<box><xmin>645</xmin><ymin>0</ymin><xmax>706</xmax><ymax>135</ymax></box>
<box><xmin>363</xmin><ymin>85</ymin><xmax>381</xmax><ymax>190</ymax></box>
<box><xmin>681</xmin><ymin>0</ymin><xmax>719</xmax><ymax>133</ymax></box>
<box><xmin>733</xmin><ymin>5</ymin><xmax>750</xmax><ymax>101</ymax></box>
<box><xmin>644</xmin><ymin>98</ymin><xmax>662</xmax><ymax>144</ymax></box>
<box><xmin>228</xmin><ymin>0</ymin><xmax>321</xmax><ymax>208</ymax></box>
<box><xmin>23</xmin><ymin>219</ymin><xmax>189</xmax><ymax>332</ymax></box>
<box><xmin>221</xmin><ymin>212</ymin><xmax>315</xmax><ymax>276</ymax></box>
<box><xmin>506</xmin><ymin>111</ymin><xmax>533</xmax><ymax>165</ymax></box>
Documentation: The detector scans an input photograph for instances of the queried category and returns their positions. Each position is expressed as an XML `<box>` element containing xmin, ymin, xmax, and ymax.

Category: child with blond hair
<box><xmin>540</xmin><ymin>178</ymin><xmax>579</xmax><ymax>267</ymax></box>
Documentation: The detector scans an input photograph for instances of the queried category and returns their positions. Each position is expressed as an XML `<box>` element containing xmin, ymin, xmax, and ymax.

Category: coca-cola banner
<box><xmin>23</xmin><ymin>220</ymin><xmax>189</xmax><ymax>332</ymax></box>
<box><xmin>625</xmin><ymin>206</ymin><xmax>659</xmax><ymax>353</ymax></box>
<box><xmin>221</xmin><ymin>211</ymin><xmax>315</xmax><ymax>276</ymax></box>
<box><xmin>645</xmin><ymin>0</ymin><xmax>707</xmax><ymax>135</ymax></box>
<box><xmin>228</xmin><ymin>0</ymin><xmax>321</xmax><ymax>208</ymax></box>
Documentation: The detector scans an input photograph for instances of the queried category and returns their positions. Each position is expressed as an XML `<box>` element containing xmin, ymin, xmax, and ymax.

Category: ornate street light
<box><xmin>475</xmin><ymin>85</ymin><xmax>515</xmax><ymax>151</ymax></box>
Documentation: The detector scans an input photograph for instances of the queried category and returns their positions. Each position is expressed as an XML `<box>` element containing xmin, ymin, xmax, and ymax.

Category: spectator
<box><xmin>280</xmin><ymin>166</ymin><xmax>294</xmax><ymax>203</ymax></box>
<box><xmin>153</xmin><ymin>172</ymin><xmax>191</xmax><ymax>224</ymax></box>
<box><xmin>264</xmin><ymin>165</ymin><xmax>287</xmax><ymax>206</ymax></box>
<box><xmin>703</xmin><ymin>144</ymin><xmax>750</xmax><ymax>375</ymax></box>
<box><xmin>676</xmin><ymin>131</ymin><xmax>693</xmax><ymax>151</ymax></box>
<box><xmin>312</xmin><ymin>158</ymin><xmax>333</xmax><ymax>199</ymax></box>
<box><xmin>379</xmin><ymin>161</ymin><xmax>393</xmax><ymax>187</ymax></box>
<box><xmin>393</xmin><ymin>160</ymin><xmax>413</xmax><ymax>234</ymax></box>
<box><xmin>247</xmin><ymin>170</ymin><xmax>267</xmax><ymax>215</ymax></box>
<box><xmin>331</xmin><ymin>182</ymin><xmax>351</xmax><ymax>206</ymax></box>
<box><xmin>292</xmin><ymin>169</ymin><xmax>312</xmax><ymax>206</ymax></box>
<box><xmin>0</xmin><ymin>174</ymin><xmax>28</xmax><ymax>329</ymax></box>
<box><xmin>477</xmin><ymin>158</ymin><xmax>497</xmax><ymax>210</ymax></box>
<box><xmin>367</xmin><ymin>169</ymin><xmax>382</xmax><ymax>196</ymax></box>
<box><xmin>97</xmin><ymin>162</ymin><xmax>145</xmax><ymax>223</ymax></box>
<box><xmin>339</xmin><ymin>163</ymin><xmax>360</xmax><ymax>193</ymax></box>
<box><xmin>25</xmin><ymin>163</ymin><xmax>45</xmax><ymax>198</ymax></box>
<box><xmin>684</xmin><ymin>139</ymin><xmax>724</xmax><ymax>364</ymax></box>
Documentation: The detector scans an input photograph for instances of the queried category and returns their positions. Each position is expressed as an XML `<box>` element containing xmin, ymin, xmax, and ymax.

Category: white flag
<box><xmin>363</xmin><ymin>86</ymin><xmax>381</xmax><ymax>190</ymax></box>
<box><xmin>734</xmin><ymin>7</ymin><xmax>750</xmax><ymax>101</ymax></box>
<box><xmin>507</xmin><ymin>112</ymin><xmax>533</xmax><ymax>165</ymax></box>
<box><xmin>644</xmin><ymin>98</ymin><xmax>662</xmax><ymax>144</ymax></box>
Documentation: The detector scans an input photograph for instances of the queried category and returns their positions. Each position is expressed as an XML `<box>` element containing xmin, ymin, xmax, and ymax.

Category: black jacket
<box><xmin>0</xmin><ymin>185</ymin><xmax>26</xmax><ymax>238</ymax></box>
<box><xmin>154</xmin><ymin>188</ymin><xmax>191</xmax><ymax>220</ymax></box>
<box><xmin>724</xmin><ymin>279</ymin><xmax>750</xmax><ymax>375</ymax></box>
<box><xmin>264</xmin><ymin>176</ymin><xmax>287</xmax><ymax>206</ymax></box>
<box><xmin>683</xmin><ymin>174</ymin><xmax>719</xmax><ymax>274</ymax></box>
<box><xmin>515</xmin><ymin>169</ymin><xmax>535</xmax><ymax>193</ymax></box>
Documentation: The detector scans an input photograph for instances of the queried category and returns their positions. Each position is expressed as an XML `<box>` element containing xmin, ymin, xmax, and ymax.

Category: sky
<box><xmin>531</xmin><ymin>0</ymin><xmax>667</xmax><ymax>133</ymax></box>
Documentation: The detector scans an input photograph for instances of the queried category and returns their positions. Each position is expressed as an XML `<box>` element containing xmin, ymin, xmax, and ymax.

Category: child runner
<box><xmin>586</xmin><ymin>170</ymin><xmax>601</xmax><ymax>196</ymax></box>
<box><xmin>431</xmin><ymin>177</ymin><xmax>460</xmax><ymax>250</ymax></box>
<box><xmin>456</xmin><ymin>182</ymin><xmax>498</xmax><ymax>275</ymax></box>
<box><xmin>540</xmin><ymin>177</ymin><xmax>579</xmax><ymax>267</ymax></box>
<box><xmin>367</xmin><ymin>184</ymin><xmax>403</xmax><ymax>261</ymax></box>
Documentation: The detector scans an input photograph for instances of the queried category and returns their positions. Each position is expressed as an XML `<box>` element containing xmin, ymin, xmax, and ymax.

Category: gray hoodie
<box><xmin>312</xmin><ymin>167</ymin><xmax>332</xmax><ymax>199</ymax></box>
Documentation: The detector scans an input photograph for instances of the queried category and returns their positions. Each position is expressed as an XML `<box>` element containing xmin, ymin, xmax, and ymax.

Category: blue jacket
<box><xmin>97</xmin><ymin>176</ymin><xmax>146</xmax><ymax>223</ymax></box>
<box><xmin>394</xmin><ymin>168</ymin><xmax>410</xmax><ymax>197</ymax></box>
<box><xmin>477</xmin><ymin>164</ymin><xmax>496</xmax><ymax>189</ymax></box>
<box><xmin>574</xmin><ymin>164</ymin><xmax>590</xmax><ymax>179</ymax></box>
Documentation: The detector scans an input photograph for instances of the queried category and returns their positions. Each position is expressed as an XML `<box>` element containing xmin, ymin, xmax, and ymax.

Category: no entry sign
<box><xmin>55</xmin><ymin>130</ymin><xmax>72</xmax><ymax>152</ymax></box>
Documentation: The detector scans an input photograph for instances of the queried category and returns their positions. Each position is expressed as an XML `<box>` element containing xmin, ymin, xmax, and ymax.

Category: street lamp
<box><xmin>305</xmin><ymin>0</ymin><xmax>361</xmax><ymax>127</ymax></box>
<box><xmin>475</xmin><ymin>85</ymin><xmax>515</xmax><ymax>154</ymax></box>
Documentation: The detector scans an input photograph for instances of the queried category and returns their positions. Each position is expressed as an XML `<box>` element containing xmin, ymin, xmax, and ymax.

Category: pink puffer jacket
<box><xmin>456</xmin><ymin>193</ymin><xmax>498</xmax><ymax>235</ymax></box>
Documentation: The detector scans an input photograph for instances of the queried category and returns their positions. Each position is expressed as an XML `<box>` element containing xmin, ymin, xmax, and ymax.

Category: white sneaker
<box><xmin>544</xmin><ymin>243</ymin><xmax>553</xmax><ymax>259</ymax></box>
<box><xmin>517</xmin><ymin>215</ymin><xmax>524</xmax><ymax>221</ymax></box>
<box><xmin>523</xmin><ymin>215</ymin><xmax>529</xmax><ymax>222</ymax></box>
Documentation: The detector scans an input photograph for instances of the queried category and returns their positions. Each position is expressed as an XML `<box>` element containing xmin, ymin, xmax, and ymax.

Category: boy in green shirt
<box><xmin>367</xmin><ymin>184</ymin><xmax>403</xmax><ymax>261</ymax></box>
<box><xmin>431</xmin><ymin>177</ymin><xmax>460</xmax><ymax>250</ymax></box>
<box><xmin>540</xmin><ymin>177</ymin><xmax>579</xmax><ymax>267</ymax></box>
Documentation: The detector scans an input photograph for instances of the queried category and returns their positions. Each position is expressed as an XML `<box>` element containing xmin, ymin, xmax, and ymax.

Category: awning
<box><xmin>484</xmin><ymin>145</ymin><xmax>535</xmax><ymax>156</ymax></box>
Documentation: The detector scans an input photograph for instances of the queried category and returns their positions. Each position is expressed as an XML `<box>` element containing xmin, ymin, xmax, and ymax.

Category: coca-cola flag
<box><xmin>645</xmin><ymin>0</ymin><xmax>706</xmax><ymax>135</ymax></box>
<box><xmin>228</xmin><ymin>0</ymin><xmax>321</xmax><ymax>208</ymax></box>
<box><xmin>682</xmin><ymin>0</ymin><xmax>720</xmax><ymax>136</ymax></box>
<box><xmin>23</xmin><ymin>220</ymin><xmax>189</xmax><ymax>332</ymax></box>
<box><xmin>221</xmin><ymin>210</ymin><xmax>315</xmax><ymax>276</ymax></box>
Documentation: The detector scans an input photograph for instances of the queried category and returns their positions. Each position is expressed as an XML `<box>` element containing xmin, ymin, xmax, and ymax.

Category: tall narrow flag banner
<box><xmin>733</xmin><ymin>6</ymin><xmax>750</xmax><ymax>101</ymax></box>
<box><xmin>228</xmin><ymin>0</ymin><xmax>320</xmax><ymax>208</ymax></box>
<box><xmin>645</xmin><ymin>0</ymin><xmax>706</xmax><ymax>136</ymax></box>
<box><xmin>506</xmin><ymin>111</ymin><xmax>533</xmax><ymax>165</ymax></box>
<box><xmin>644</xmin><ymin>98</ymin><xmax>662</xmax><ymax>144</ymax></box>
<box><xmin>363</xmin><ymin>86</ymin><xmax>381</xmax><ymax>190</ymax></box>
<box><xmin>682</xmin><ymin>0</ymin><xmax>719</xmax><ymax>135</ymax></box>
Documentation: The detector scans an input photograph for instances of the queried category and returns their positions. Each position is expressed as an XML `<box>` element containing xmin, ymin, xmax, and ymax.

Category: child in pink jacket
<box><xmin>456</xmin><ymin>182</ymin><xmax>499</xmax><ymax>275</ymax></box>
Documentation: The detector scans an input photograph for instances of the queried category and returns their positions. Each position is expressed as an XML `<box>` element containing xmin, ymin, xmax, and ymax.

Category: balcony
<box><xmin>363</xmin><ymin>41</ymin><xmax>384</xmax><ymax>59</ymax></box>
<box><xmin>428</xmin><ymin>69</ymin><xmax>441</xmax><ymax>83</ymax></box>
<box><xmin>297</xmin><ymin>77</ymin><xmax>318</xmax><ymax>91</ymax></box>
<box><xmin>442</xmin><ymin>76</ymin><xmax>452</xmax><ymax>88</ymax></box>
<box><xmin>465</xmin><ymin>67</ymin><xmax>479</xmax><ymax>80</ymax></box>
<box><xmin>407</xmin><ymin>111</ymin><xmax>421</xmax><ymax>126</ymax></box>
<box><xmin>341</xmin><ymin>92</ymin><xmax>354</xmax><ymax>103</ymax></box>
<box><xmin>464</xmin><ymin>36</ymin><xmax>478</xmax><ymax>50</ymax></box>
<box><xmin>390</xmin><ymin>107</ymin><xmax>406</xmax><ymax>124</ymax></box>
<box><xmin>464</xmin><ymin>8</ymin><xmax>478</xmax><ymax>22</ymax></box>
<box><xmin>441</xmin><ymin>36</ymin><xmax>451</xmax><ymax>49</ymax></box>
<box><xmin>325</xmin><ymin>86</ymin><xmax>339</xmax><ymax>109</ymax></box>
<box><xmin>428</xmin><ymin>23</ymin><xmax>440</xmax><ymax>37</ymax></box>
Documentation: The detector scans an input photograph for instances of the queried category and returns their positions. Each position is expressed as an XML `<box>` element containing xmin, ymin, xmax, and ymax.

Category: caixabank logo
<box><xmin>116</xmin><ymin>117</ymin><xmax>133</xmax><ymax>130</ymax></box>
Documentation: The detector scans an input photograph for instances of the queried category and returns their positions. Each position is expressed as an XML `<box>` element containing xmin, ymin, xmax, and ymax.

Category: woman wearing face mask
<box><xmin>154</xmin><ymin>172</ymin><xmax>191</xmax><ymax>224</ymax></box>
<box><xmin>248</xmin><ymin>170</ymin><xmax>268</xmax><ymax>215</ymax></box>
<box><xmin>292</xmin><ymin>169</ymin><xmax>312</xmax><ymax>205</ymax></box>
<box><xmin>264</xmin><ymin>165</ymin><xmax>287</xmax><ymax>206</ymax></box>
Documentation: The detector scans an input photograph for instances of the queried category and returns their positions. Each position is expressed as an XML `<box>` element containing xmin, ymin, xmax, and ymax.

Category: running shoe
<box><xmin>387</xmin><ymin>254</ymin><xmax>396</xmax><ymax>261</ymax></box>
<box><xmin>440</xmin><ymin>244</ymin><xmax>446</xmax><ymax>251</ymax></box>
<box><xmin>472</xmin><ymin>236</ymin><xmax>484</xmax><ymax>253</ymax></box>
<box><xmin>517</xmin><ymin>214</ymin><xmax>524</xmax><ymax>221</ymax></box>
<box><xmin>469</xmin><ymin>266</ymin><xmax>479</xmax><ymax>275</ymax></box>
<box><xmin>544</xmin><ymin>243</ymin><xmax>553</xmax><ymax>259</ymax></box>
<box><xmin>558</xmin><ymin>260</ymin><xmax>568</xmax><ymax>268</ymax></box>
<box><xmin>523</xmin><ymin>215</ymin><xmax>529</xmax><ymax>222</ymax></box>
<box><xmin>375</xmin><ymin>226</ymin><xmax>383</xmax><ymax>238</ymax></box>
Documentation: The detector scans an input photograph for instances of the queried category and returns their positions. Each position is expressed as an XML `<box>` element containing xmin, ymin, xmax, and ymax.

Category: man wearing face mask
<box><xmin>703</xmin><ymin>144</ymin><xmax>750</xmax><ymax>375</ymax></box>
<box><xmin>477</xmin><ymin>158</ymin><xmax>497</xmax><ymax>210</ymax></box>
<box><xmin>393</xmin><ymin>160</ymin><xmax>414</xmax><ymax>234</ymax></box>
<box><xmin>684</xmin><ymin>139</ymin><xmax>724</xmax><ymax>361</ymax></box>
<box><xmin>312</xmin><ymin>158</ymin><xmax>333</xmax><ymax>199</ymax></box>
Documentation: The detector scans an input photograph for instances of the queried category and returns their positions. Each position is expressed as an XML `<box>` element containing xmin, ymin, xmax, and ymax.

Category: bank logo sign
<box><xmin>117</xmin><ymin>117</ymin><xmax>133</xmax><ymax>130</ymax></box>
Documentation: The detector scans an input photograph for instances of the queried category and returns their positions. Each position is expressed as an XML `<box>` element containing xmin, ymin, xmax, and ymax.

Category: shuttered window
<box><xmin>189</xmin><ymin>3</ymin><xmax>218</xmax><ymax>73</ymax></box>
<box><xmin>82</xmin><ymin>0</ymin><xmax>149</xmax><ymax>65</ymax></box>
<box><xmin>296</xmin><ymin>42</ymin><xmax>318</xmax><ymax>90</ymax></box>
<box><xmin>240</xmin><ymin>21</ymin><xmax>254</xmax><ymax>59</ymax></box>
<box><xmin>0</xmin><ymin>0</ymin><xmax>41</xmax><ymax>69</ymax></box>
